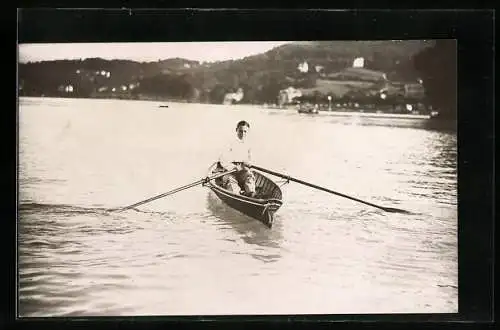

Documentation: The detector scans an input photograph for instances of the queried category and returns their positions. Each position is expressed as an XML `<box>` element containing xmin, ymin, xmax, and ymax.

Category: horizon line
<box><xmin>17</xmin><ymin>41</ymin><xmax>292</xmax><ymax>64</ymax></box>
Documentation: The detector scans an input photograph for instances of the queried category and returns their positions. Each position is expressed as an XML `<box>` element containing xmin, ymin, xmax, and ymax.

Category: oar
<box><xmin>113</xmin><ymin>168</ymin><xmax>237</xmax><ymax>213</ymax></box>
<box><xmin>249</xmin><ymin>164</ymin><xmax>411</xmax><ymax>214</ymax></box>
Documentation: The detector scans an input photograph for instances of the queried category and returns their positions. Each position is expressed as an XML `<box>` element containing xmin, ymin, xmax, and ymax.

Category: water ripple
<box><xmin>18</xmin><ymin>98</ymin><xmax>458</xmax><ymax>316</ymax></box>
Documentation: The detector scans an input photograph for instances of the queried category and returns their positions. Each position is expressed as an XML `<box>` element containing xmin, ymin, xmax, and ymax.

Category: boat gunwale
<box><xmin>206</xmin><ymin>164</ymin><xmax>283</xmax><ymax>206</ymax></box>
<box><xmin>209</xmin><ymin>183</ymin><xmax>266</xmax><ymax>205</ymax></box>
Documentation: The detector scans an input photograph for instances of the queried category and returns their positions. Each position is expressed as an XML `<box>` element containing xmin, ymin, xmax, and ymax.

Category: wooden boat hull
<box><xmin>206</xmin><ymin>164</ymin><xmax>283</xmax><ymax>228</ymax></box>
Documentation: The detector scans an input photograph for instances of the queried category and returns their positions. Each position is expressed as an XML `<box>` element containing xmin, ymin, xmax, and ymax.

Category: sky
<box><xmin>18</xmin><ymin>41</ymin><xmax>291</xmax><ymax>63</ymax></box>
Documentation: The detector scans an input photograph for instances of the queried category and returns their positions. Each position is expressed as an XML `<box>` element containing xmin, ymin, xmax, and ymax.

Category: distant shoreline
<box><xmin>272</xmin><ymin>108</ymin><xmax>433</xmax><ymax>120</ymax></box>
<box><xmin>18</xmin><ymin>96</ymin><xmax>453</xmax><ymax>122</ymax></box>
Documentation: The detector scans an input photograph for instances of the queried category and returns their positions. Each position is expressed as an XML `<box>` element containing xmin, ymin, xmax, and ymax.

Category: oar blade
<box><xmin>382</xmin><ymin>207</ymin><xmax>412</xmax><ymax>214</ymax></box>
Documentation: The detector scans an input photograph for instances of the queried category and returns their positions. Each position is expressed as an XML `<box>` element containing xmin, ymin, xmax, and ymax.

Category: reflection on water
<box><xmin>18</xmin><ymin>97</ymin><xmax>457</xmax><ymax>316</ymax></box>
<box><xmin>206</xmin><ymin>193</ymin><xmax>284</xmax><ymax>253</ymax></box>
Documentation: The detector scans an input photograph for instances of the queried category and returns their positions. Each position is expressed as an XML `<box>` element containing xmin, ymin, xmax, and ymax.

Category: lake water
<box><xmin>17</xmin><ymin>97</ymin><xmax>457</xmax><ymax>317</ymax></box>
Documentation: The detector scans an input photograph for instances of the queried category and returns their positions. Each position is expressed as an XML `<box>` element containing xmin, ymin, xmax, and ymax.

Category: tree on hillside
<box><xmin>413</xmin><ymin>40</ymin><xmax>457</xmax><ymax>118</ymax></box>
<box><xmin>208</xmin><ymin>84</ymin><xmax>227</xmax><ymax>104</ymax></box>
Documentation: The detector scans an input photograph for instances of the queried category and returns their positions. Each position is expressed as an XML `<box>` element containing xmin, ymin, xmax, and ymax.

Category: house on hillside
<box><xmin>297</xmin><ymin>61</ymin><xmax>309</xmax><ymax>73</ymax></box>
<box><xmin>278</xmin><ymin>87</ymin><xmax>302</xmax><ymax>106</ymax></box>
<box><xmin>223</xmin><ymin>88</ymin><xmax>244</xmax><ymax>105</ymax></box>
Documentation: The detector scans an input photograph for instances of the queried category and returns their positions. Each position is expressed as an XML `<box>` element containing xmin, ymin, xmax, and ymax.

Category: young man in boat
<box><xmin>217</xmin><ymin>120</ymin><xmax>257</xmax><ymax>197</ymax></box>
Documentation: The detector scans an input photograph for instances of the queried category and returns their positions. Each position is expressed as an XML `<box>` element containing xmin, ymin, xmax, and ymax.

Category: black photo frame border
<box><xmin>6</xmin><ymin>7</ymin><xmax>494</xmax><ymax>330</ymax></box>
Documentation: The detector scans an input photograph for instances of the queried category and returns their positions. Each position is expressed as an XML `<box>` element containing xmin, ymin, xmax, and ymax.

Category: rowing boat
<box><xmin>205</xmin><ymin>163</ymin><xmax>283</xmax><ymax>228</ymax></box>
<box><xmin>117</xmin><ymin>163</ymin><xmax>410</xmax><ymax>220</ymax></box>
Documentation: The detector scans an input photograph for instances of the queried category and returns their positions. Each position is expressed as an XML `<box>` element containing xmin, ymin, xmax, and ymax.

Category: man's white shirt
<box><xmin>219</xmin><ymin>137</ymin><xmax>252</xmax><ymax>170</ymax></box>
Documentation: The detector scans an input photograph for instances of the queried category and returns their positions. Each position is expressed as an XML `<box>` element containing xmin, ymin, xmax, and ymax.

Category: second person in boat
<box><xmin>217</xmin><ymin>120</ymin><xmax>256</xmax><ymax>197</ymax></box>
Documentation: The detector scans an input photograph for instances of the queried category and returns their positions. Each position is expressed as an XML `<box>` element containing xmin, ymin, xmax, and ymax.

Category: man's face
<box><xmin>236</xmin><ymin>125</ymin><xmax>249</xmax><ymax>140</ymax></box>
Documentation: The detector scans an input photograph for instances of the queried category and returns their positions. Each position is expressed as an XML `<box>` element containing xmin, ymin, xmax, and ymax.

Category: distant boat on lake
<box><xmin>297</xmin><ymin>103</ymin><xmax>319</xmax><ymax>114</ymax></box>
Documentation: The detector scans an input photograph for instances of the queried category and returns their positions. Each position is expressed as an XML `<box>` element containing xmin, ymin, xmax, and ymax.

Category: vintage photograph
<box><xmin>17</xmin><ymin>40</ymin><xmax>458</xmax><ymax>317</ymax></box>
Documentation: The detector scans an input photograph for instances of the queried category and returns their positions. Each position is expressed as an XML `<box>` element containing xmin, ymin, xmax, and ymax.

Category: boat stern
<box><xmin>261</xmin><ymin>199</ymin><xmax>283</xmax><ymax>228</ymax></box>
